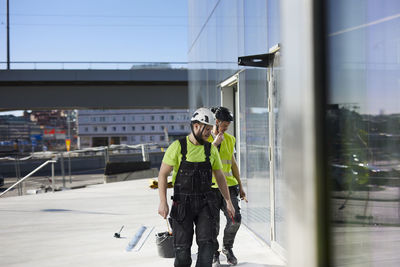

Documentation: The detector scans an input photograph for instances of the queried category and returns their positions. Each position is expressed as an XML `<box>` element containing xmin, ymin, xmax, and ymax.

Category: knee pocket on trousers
<box><xmin>175</xmin><ymin>247</ymin><xmax>192</xmax><ymax>265</ymax></box>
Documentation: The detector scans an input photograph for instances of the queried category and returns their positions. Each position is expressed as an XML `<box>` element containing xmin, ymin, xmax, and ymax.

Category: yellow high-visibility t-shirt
<box><xmin>162</xmin><ymin>136</ymin><xmax>223</xmax><ymax>184</ymax></box>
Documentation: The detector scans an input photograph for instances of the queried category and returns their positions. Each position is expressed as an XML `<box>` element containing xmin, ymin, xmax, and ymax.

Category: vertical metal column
<box><xmin>268</xmin><ymin>60</ymin><xmax>276</xmax><ymax>243</ymax></box>
<box><xmin>281</xmin><ymin>0</ymin><xmax>330</xmax><ymax>265</ymax></box>
<box><xmin>68</xmin><ymin>153</ymin><xmax>72</xmax><ymax>183</ymax></box>
<box><xmin>14</xmin><ymin>157</ymin><xmax>22</xmax><ymax>196</ymax></box>
<box><xmin>67</xmin><ymin>111</ymin><xmax>72</xmax><ymax>183</ymax></box>
<box><xmin>104</xmin><ymin>147</ymin><xmax>109</xmax><ymax>167</ymax></box>
<box><xmin>60</xmin><ymin>153</ymin><xmax>66</xmax><ymax>188</ymax></box>
<box><xmin>6</xmin><ymin>0</ymin><xmax>10</xmax><ymax>70</ymax></box>
<box><xmin>141</xmin><ymin>144</ymin><xmax>147</xmax><ymax>162</ymax></box>
<box><xmin>51</xmin><ymin>162</ymin><xmax>55</xmax><ymax>192</ymax></box>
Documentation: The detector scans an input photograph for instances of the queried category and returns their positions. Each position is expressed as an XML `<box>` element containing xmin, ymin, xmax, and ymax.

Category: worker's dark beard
<box><xmin>191</xmin><ymin>124</ymin><xmax>206</xmax><ymax>145</ymax></box>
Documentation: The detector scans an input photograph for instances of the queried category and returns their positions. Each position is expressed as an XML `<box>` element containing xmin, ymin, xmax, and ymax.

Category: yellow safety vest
<box><xmin>208</xmin><ymin>132</ymin><xmax>238</xmax><ymax>188</ymax></box>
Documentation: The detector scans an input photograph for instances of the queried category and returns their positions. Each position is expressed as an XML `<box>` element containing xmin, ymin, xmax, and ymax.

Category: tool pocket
<box><xmin>199</xmin><ymin>170</ymin><xmax>212</xmax><ymax>192</ymax></box>
<box><xmin>170</xmin><ymin>201</ymin><xmax>186</xmax><ymax>223</ymax></box>
<box><xmin>177</xmin><ymin>169</ymin><xmax>195</xmax><ymax>192</ymax></box>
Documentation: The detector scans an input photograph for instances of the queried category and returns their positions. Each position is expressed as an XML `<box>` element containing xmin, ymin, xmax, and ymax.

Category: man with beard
<box><xmin>158</xmin><ymin>107</ymin><xmax>235</xmax><ymax>267</ymax></box>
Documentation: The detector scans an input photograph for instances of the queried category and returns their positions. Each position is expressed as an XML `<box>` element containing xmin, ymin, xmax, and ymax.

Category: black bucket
<box><xmin>156</xmin><ymin>231</ymin><xmax>175</xmax><ymax>258</ymax></box>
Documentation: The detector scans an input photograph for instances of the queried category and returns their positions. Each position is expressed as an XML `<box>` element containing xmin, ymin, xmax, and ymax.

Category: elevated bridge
<box><xmin>0</xmin><ymin>69</ymin><xmax>188</xmax><ymax>110</ymax></box>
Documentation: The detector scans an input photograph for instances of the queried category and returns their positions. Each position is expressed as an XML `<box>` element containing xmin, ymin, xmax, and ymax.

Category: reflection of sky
<box><xmin>328</xmin><ymin>0</ymin><xmax>400</xmax><ymax>115</ymax></box>
<box><xmin>267</xmin><ymin>0</ymin><xmax>280</xmax><ymax>49</ymax></box>
<box><xmin>188</xmin><ymin>0</ymin><xmax>273</xmax><ymax>70</ymax></box>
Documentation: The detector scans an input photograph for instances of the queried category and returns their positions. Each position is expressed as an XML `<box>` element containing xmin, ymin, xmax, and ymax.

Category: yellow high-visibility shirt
<box><xmin>162</xmin><ymin>136</ymin><xmax>223</xmax><ymax>184</ymax></box>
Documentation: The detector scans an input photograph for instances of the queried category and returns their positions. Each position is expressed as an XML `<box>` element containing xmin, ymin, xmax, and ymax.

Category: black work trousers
<box><xmin>171</xmin><ymin>194</ymin><xmax>216</xmax><ymax>267</ymax></box>
<box><xmin>212</xmin><ymin>185</ymin><xmax>242</xmax><ymax>253</ymax></box>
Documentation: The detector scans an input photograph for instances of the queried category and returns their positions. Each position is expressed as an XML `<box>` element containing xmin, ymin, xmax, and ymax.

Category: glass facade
<box><xmin>188</xmin><ymin>0</ymin><xmax>284</xmax><ymax>248</ymax></box>
<box><xmin>190</xmin><ymin>0</ymin><xmax>400</xmax><ymax>265</ymax></box>
<box><xmin>327</xmin><ymin>0</ymin><xmax>400</xmax><ymax>266</ymax></box>
<box><xmin>239</xmin><ymin>69</ymin><xmax>271</xmax><ymax>243</ymax></box>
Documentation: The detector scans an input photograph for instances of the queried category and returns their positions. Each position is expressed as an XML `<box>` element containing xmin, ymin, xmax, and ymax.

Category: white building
<box><xmin>77</xmin><ymin>109</ymin><xmax>190</xmax><ymax>148</ymax></box>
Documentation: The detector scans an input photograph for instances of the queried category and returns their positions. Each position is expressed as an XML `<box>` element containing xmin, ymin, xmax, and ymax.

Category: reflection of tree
<box><xmin>327</xmin><ymin>107</ymin><xmax>370</xmax><ymax>189</ymax></box>
<box><xmin>327</xmin><ymin>105</ymin><xmax>400</xmax><ymax>224</ymax></box>
<box><xmin>327</xmin><ymin>106</ymin><xmax>400</xmax><ymax>186</ymax></box>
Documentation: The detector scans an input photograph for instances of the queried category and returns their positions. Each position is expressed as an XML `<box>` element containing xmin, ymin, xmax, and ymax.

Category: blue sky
<box><xmin>0</xmin><ymin>0</ymin><xmax>188</xmax><ymax>116</ymax></box>
<box><xmin>0</xmin><ymin>0</ymin><xmax>188</xmax><ymax>64</ymax></box>
<box><xmin>328</xmin><ymin>0</ymin><xmax>400</xmax><ymax>115</ymax></box>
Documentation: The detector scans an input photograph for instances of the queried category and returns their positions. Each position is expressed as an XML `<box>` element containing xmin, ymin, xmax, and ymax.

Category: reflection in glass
<box><xmin>188</xmin><ymin>0</ymin><xmax>273</xmax><ymax>244</ymax></box>
<box><xmin>327</xmin><ymin>0</ymin><xmax>400</xmax><ymax>265</ymax></box>
<box><xmin>239</xmin><ymin>69</ymin><xmax>271</xmax><ymax>243</ymax></box>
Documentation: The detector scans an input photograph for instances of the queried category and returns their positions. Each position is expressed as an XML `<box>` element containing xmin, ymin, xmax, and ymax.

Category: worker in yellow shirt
<box><xmin>208</xmin><ymin>107</ymin><xmax>247</xmax><ymax>266</ymax></box>
<box><xmin>158</xmin><ymin>107</ymin><xmax>235</xmax><ymax>267</ymax></box>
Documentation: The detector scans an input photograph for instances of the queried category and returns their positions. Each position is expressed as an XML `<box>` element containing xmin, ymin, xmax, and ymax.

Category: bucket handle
<box><xmin>166</xmin><ymin>218</ymin><xmax>172</xmax><ymax>235</ymax></box>
<box><xmin>157</xmin><ymin>233</ymin><xmax>172</xmax><ymax>243</ymax></box>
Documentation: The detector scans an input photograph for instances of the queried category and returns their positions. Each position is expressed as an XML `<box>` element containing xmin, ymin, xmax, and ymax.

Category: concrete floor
<box><xmin>0</xmin><ymin>178</ymin><xmax>285</xmax><ymax>267</ymax></box>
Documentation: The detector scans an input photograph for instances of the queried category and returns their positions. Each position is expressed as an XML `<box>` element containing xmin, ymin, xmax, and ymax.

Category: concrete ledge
<box><xmin>104</xmin><ymin>168</ymin><xmax>159</xmax><ymax>183</ymax></box>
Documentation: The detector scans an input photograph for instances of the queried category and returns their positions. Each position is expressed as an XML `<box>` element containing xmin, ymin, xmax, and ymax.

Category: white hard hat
<box><xmin>191</xmin><ymin>107</ymin><xmax>215</xmax><ymax>126</ymax></box>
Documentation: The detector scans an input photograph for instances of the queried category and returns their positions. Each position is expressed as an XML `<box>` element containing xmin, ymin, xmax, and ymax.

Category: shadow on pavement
<box><xmin>190</xmin><ymin>253</ymin><xmax>285</xmax><ymax>267</ymax></box>
<box><xmin>41</xmin><ymin>208</ymin><xmax>122</xmax><ymax>215</ymax></box>
<box><xmin>236</xmin><ymin>263</ymin><xmax>285</xmax><ymax>267</ymax></box>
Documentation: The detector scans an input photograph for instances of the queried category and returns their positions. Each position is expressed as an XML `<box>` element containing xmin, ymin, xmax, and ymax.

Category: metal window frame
<box><xmin>218</xmin><ymin>73</ymin><xmax>241</xmax><ymax>171</ymax></box>
<box><xmin>237</xmin><ymin>44</ymin><xmax>284</xmax><ymax>256</ymax></box>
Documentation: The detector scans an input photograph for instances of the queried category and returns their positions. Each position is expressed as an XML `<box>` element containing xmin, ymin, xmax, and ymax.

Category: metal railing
<box><xmin>0</xmin><ymin>61</ymin><xmax>188</xmax><ymax>70</ymax></box>
<box><xmin>0</xmin><ymin>160</ymin><xmax>57</xmax><ymax>197</ymax></box>
<box><xmin>0</xmin><ymin>143</ymin><xmax>165</xmax><ymax>197</ymax></box>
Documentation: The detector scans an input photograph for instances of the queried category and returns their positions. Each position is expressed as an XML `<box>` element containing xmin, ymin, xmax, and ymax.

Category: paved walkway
<box><xmin>0</xmin><ymin>178</ymin><xmax>285</xmax><ymax>267</ymax></box>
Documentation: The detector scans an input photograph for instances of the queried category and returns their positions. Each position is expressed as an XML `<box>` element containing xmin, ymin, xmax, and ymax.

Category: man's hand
<box><xmin>239</xmin><ymin>187</ymin><xmax>248</xmax><ymax>202</ymax></box>
<box><xmin>212</xmin><ymin>132</ymin><xmax>224</xmax><ymax>146</ymax></box>
<box><xmin>226</xmin><ymin>200</ymin><xmax>235</xmax><ymax>220</ymax></box>
<box><xmin>158</xmin><ymin>201</ymin><xmax>169</xmax><ymax>219</ymax></box>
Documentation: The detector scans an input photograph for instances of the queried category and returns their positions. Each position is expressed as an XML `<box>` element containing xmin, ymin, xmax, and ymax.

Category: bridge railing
<box><xmin>0</xmin><ymin>61</ymin><xmax>188</xmax><ymax>70</ymax></box>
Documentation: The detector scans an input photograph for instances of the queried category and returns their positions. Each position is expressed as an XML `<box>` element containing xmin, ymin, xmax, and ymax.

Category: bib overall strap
<box><xmin>179</xmin><ymin>138</ymin><xmax>187</xmax><ymax>161</ymax></box>
<box><xmin>204</xmin><ymin>142</ymin><xmax>211</xmax><ymax>162</ymax></box>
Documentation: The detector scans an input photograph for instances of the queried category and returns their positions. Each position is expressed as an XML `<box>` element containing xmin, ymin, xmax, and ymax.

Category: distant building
<box><xmin>0</xmin><ymin>115</ymin><xmax>42</xmax><ymax>154</ymax></box>
<box><xmin>25</xmin><ymin>110</ymin><xmax>68</xmax><ymax>129</ymax></box>
<box><xmin>77</xmin><ymin>109</ymin><xmax>190</xmax><ymax>148</ymax></box>
<box><xmin>24</xmin><ymin>110</ymin><xmax>77</xmax><ymax>150</ymax></box>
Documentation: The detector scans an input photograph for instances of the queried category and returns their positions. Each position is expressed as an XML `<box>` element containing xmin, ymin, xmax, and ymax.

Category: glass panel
<box><xmin>327</xmin><ymin>0</ymin><xmax>400</xmax><ymax>266</ymax></box>
<box><xmin>243</xmin><ymin>0</ymin><xmax>268</xmax><ymax>55</ymax></box>
<box><xmin>188</xmin><ymin>0</ymin><xmax>272</xmax><ymax>244</ymax></box>
<box><xmin>188</xmin><ymin>0</ymin><xmax>240</xmax><ymax>109</ymax></box>
<box><xmin>239</xmin><ymin>69</ymin><xmax>271</xmax><ymax>243</ymax></box>
<box><xmin>267</xmin><ymin>0</ymin><xmax>281</xmax><ymax>49</ymax></box>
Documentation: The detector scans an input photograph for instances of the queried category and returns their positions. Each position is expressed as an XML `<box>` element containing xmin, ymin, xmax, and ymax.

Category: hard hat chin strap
<box><xmin>190</xmin><ymin>123</ymin><xmax>206</xmax><ymax>145</ymax></box>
